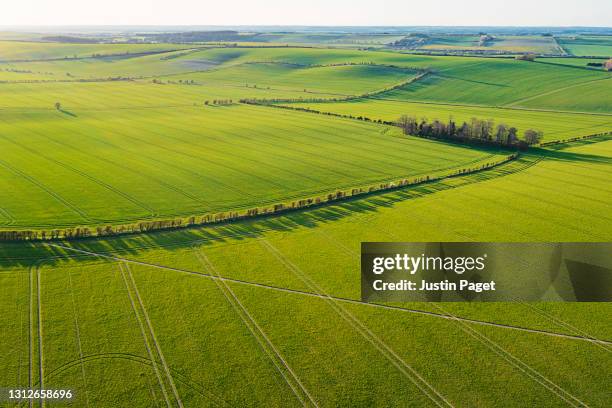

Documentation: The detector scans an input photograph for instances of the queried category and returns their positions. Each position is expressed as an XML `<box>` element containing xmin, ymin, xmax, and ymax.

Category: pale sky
<box><xmin>1</xmin><ymin>0</ymin><xmax>610</xmax><ymax>27</ymax></box>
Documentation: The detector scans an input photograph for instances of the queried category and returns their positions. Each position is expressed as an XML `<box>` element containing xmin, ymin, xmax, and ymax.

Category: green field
<box><xmin>0</xmin><ymin>104</ymin><xmax>505</xmax><ymax>229</ymax></box>
<box><xmin>1</xmin><ymin>37</ymin><xmax>611</xmax><ymax>407</ymax></box>
<box><xmin>287</xmin><ymin>99</ymin><xmax>612</xmax><ymax>140</ymax></box>
<box><xmin>557</xmin><ymin>36</ymin><xmax>612</xmax><ymax>57</ymax></box>
<box><xmin>419</xmin><ymin>35</ymin><xmax>561</xmax><ymax>54</ymax></box>
<box><xmin>0</xmin><ymin>40</ymin><xmax>198</xmax><ymax>61</ymax></box>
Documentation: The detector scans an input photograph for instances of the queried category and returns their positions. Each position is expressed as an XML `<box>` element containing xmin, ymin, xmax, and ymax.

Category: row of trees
<box><xmin>204</xmin><ymin>99</ymin><xmax>233</xmax><ymax>105</ymax></box>
<box><xmin>0</xmin><ymin>154</ymin><xmax>518</xmax><ymax>242</ymax></box>
<box><xmin>397</xmin><ymin>115</ymin><xmax>543</xmax><ymax>147</ymax></box>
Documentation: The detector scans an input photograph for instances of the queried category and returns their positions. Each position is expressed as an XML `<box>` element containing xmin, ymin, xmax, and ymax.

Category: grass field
<box><xmin>287</xmin><ymin>99</ymin><xmax>612</xmax><ymax>140</ymax></box>
<box><xmin>419</xmin><ymin>35</ymin><xmax>560</xmax><ymax>54</ymax></box>
<box><xmin>0</xmin><ymin>40</ymin><xmax>198</xmax><ymax>61</ymax></box>
<box><xmin>1</xmin><ymin>38</ymin><xmax>611</xmax><ymax>407</ymax></box>
<box><xmin>367</xmin><ymin>59</ymin><xmax>611</xmax><ymax>110</ymax></box>
<box><xmin>0</xmin><ymin>104</ymin><xmax>504</xmax><ymax>229</ymax></box>
<box><xmin>557</xmin><ymin>36</ymin><xmax>612</xmax><ymax>57</ymax></box>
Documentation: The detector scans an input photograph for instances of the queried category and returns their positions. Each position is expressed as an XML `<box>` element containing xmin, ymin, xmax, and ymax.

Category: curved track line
<box><xmin>38</xmin><ymin>352</ymin><xmax>229</xmax><ymax>407</ymax></box>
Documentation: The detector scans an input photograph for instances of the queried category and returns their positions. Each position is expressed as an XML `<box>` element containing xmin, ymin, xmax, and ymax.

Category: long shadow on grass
<box><xmin>0</xmin><ymin>155</ymin><xmax>542</xmax><ymax>269</ymax></box>
<box><xmin>59</xmin><ymin>109</ymin><xmax>77</xmax><ymax>117</ymax></box>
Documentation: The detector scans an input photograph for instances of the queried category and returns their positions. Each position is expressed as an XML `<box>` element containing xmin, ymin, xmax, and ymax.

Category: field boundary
<box><xmin>240</xmin><ymin>71</ymin><xmax>430</xmax><ymax>105</ymax></box>
<box><xmin>0</xmin><ymin>152</ymin><xmax>517</xmax><ymax>241</ymax></box>
<box><xmin>538</xmin><ymin>131</ymin><xmax>612</xmax><ymax>147</ymax></box>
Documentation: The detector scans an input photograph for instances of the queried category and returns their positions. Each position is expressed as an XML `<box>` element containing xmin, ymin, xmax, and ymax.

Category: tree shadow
<box><xmin>541</xmin><ymin>149</ymin><xmax>612</xmax><ymax>164</ymax></box>
<box><xmin>59</xmin><ymin>109</ymin><xmax>77</xmax><ymax>117</ymax></box>
<box><xmin>0</xmin><ymin>155</ymin><xmax>538</xmax><ymax>269</ymax></box>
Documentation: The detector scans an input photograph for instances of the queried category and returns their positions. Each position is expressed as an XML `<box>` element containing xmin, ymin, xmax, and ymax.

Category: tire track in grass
<box><xmin>121</xmin><ymin>263</ymin><xmax>184</xmax><ymax>408</ymax></box>
<box><xmin>322</xmin><ymin>228</ymin><xmax>595</xmax><ymax>407</ymax></box>
<box><xmin>510</xmin><ymin>252</ymin><xmax>612</xmax><ymax>353</ymax></box>
<box><xmin>259</xmin><ymin>239</ymin><xmax>453</xmax><ymax>408</ymax></box>
<box><xmin>357</xmin><ymin>222</ymin><xmax>594</xmax><ymax>406</ymax></box>
<box><xmin>118</xmin><ymin>263</ymin><xmax>173</xmax><ymax>408</ymax></box>
<box><xmin>0</xmin><ymin>159</ymin><xmax>91</xmax><ymax>223</ymax></box>
<box><xmin>29</xmin><ymin>119</ymin><xmax>212</xmax><ymax>208</ymax></box>
<box><xmin>40</xmin><ymin>352</ymin><xmax>229</xmax><ymax>407</ymax></box>
<box><xmin>35</xmin><ymin>265</ymin><xmax>44</xmax><ymax>408</ymax></box>
<box><xmin>432</xmin><ymin>304</ymin><xmax>589</xmax><ymax>408</ymax></box>
<box><xmin>17</xmin><ymin>269</ymin><xmax>26</xmax><ymax>391</ymax></box>
<box><xmin>44</xmin><ymin>243</ymin><xmax>612</xmax><ymax>346</ymax></box>
<box><xmin>194</xmin><ymin>248</ymin><xmax>317</xmax><ymax>408</ymax></box>
<box><xmin>0</xmin><ymin>206</ymin><xmax>15</xmax><ymax>226</ymax></box>
<box><xmin>28</xmin><ymin>265</ymin><xmax>34</xmax><ymax>408</ymax></box>
<box><xmin>518</xmin><ymin>302</ymin><xmax>612</xmax><ymax>354</ymax></box>
<box><xmin>66</xmin><ymin>269</ymin><xmax>91</xmax><ymax>407</ymax></box>
<box><xmin>0</xmin><ymin>133</ymin><xmax>157</xmax><ymax>217</ymax></box>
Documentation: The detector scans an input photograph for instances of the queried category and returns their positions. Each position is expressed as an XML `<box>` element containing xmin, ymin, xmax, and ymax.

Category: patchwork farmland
<box><xmin>0</xmin><ymin>33</ymin><xmax>611</xmax><ymax>407</ymax></box>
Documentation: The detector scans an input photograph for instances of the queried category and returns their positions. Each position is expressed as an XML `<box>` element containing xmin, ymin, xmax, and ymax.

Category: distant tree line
<box><xmin>397</xmin><ymin>115</ymin><xmax>543</xmax><ymax>148</ymax></box>
<box><xmin>515</xmin><ymin>54</ymin><xmax>537</xmax><ymax>61</ymax></box>
<box><xmin>240</xmin><ymin>71</ymin><xmax>429</xmax><ymax>106</ymax></box>
<box><xmin>539</xmin><ymin>131</ymin><xmax>612</xmax><ymax>147</ymax></box>
<box><xmin>204</xmin><ymin>99</ymin><xmax>234</xmax><ymax>106</ymax></box>
<box><xmin>241</xmin><ymin>101</ymin><xmax>544</xmax><ymax>148</ymax></box>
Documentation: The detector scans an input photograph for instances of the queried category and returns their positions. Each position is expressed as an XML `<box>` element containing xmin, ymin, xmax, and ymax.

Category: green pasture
<box><xmin>536</xmin><ymin>57</ymin><xmax>610</xmax><ymax>69</ymax></box>
<box><xmin>420</xmin><ymin>35</ymin><xmax>559</xmax><ymax>54</ymax></box>
<box><xmin>557</xmin><ymin>36</ymin><xmax>612</xmax><ymax>57</ymax></box>
<box><xmin>287</xmin><ymin>99</ymin><xmax>612</xmax><ymax>140</ymax></box>
<box><xmin>0</xmin><ymin>104</ymin><xmax>502</xmax><ymax>229</ymax></box>
<box><xmin>372</xmin><ymin>58</ymin><xmax>611</xmax><ymax>110</ymax></box>
<box><xmin>164</xmin><ymin>63</ymin><xmax>417</xmax><ymax>95</ymax></box>
<box><xmin>0</xmin><ymin>40</ymin><xmax>196</xmax><ymax>61</ymax></box>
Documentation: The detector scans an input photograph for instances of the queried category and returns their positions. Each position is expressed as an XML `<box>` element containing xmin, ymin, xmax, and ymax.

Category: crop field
<box><xmin>0</xmin><ymin>40</ymin><xmax>198</xmax><ymax>61</ymax></box>
<box><xmin>367</xmin><ymin>60</ymin><xmax>611</xmax><ymax>109</ymax></box>
<box><xmin>0</xmin><ymin>104</ymin><xmax>505</xmax><ymax>229</ymax></box>
<box><xmin>1</xmin><ymin>37</ymin><xmax>611</xmax><ymax>407</ymax></box>
<box><xmin>419</xmin><ymin>35</ymin><xmax>560</xmax><ymax>54</ymax></box>
<box><xmin>286</xmin><ymin>99</ymin><xmax>612</xmax><ymax>140</ymax></box>
<box><xmin>557</xmin><ymin>36</ymin><xmax>612</xmax><ymax>57</ymax></box>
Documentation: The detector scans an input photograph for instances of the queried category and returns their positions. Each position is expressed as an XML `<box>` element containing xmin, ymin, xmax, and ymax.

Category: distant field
<box><xmin>0</xmin><ymin>40</ymin><xmax>198</xmax><ymax>61</ymax></box>
<box><xmin>372</xmin><ymin>59</ymin><xmax>611</xmax><ymax>110</ymax></box>
<box><xmin>165</xmin><ymin>62</ymin><xmax>417</xmax><ymax>95</ymax></box>
<box><xmin>420</xmin><ymin>35</ymin><xmax>560</xmax><ymax>54</ymax></box>
<box><xmin>558</xmin><ymin>36</ymin><xmax>612</xmax><ymax>57</ymax></box>
<box><xmin>287</xmin><ymin>99</ymin><xmax>612</xmax><ymax>140</ymax></box>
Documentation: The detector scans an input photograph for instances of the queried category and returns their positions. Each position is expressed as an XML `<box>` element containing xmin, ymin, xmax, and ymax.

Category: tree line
<box><xmin>0</xmin><ymin>154</ymin><xmax>518</xmax><ymax>242</ymax></box>
<box><xmin>397</xmin><ymin>115</ymin><xmax>543</xmax><ymax>148</ymax></box>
